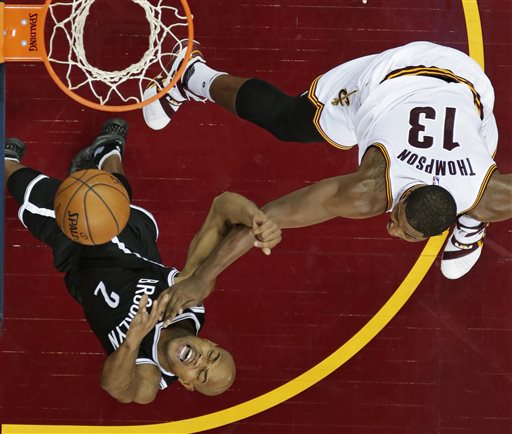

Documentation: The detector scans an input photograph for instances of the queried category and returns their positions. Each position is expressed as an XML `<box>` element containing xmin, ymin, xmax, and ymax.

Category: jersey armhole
<box><xmin>459</xmin><ymin>164</ymin><xmax>497</xmax><ymax>215</ymax></box>
<box><xmin>364</xmin><ymin>143</ymin><xmax>393</xmax><ymax>212</ymax></box>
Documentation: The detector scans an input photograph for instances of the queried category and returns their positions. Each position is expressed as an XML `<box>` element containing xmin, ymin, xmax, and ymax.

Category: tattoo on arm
<box><xmin>365</xmin><ymin>147</ymin><xmax>388</xmax><ymax>194</ymax></box>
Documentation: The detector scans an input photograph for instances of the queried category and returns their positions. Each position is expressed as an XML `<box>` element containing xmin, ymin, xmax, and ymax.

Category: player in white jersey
<box><xmin>4</xmin><ymin>120</ymin><xmax>281</xmax><ymax>403</ymax></box>
<box><xmin>143</xmin><ymin>41</ymin><xmax>511</xmax><ymax>286</ymax></box>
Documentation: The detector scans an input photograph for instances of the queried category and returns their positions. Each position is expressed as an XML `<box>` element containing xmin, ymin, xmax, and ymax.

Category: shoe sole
<box><xmin>101</xmin><ymin>118</ymin><xmax>128</xmax><ymax>140</ymax></box>
<box><xmin>5</xmin><ymin>138</ymin><xmax>26</xmax><ymax>161</ymax></box>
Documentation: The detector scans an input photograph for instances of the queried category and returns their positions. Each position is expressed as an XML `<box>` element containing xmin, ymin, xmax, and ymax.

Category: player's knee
<box><xmin>236</xmin><ymin>79</ymin><xmax>321</xmax><ymax>142</ymax></box>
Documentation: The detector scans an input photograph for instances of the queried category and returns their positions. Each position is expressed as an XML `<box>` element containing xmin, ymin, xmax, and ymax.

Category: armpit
<box><xmin>360</xmin><ymin>145</ymin><xmax>392</xmax><ymax>211</ymax></box>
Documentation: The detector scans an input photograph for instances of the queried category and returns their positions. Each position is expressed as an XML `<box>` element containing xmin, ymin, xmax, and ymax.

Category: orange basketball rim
<box><xmin>0</xmin><ymin>0</ymin><xmax>194</xmax><ymax>112</ymax></box>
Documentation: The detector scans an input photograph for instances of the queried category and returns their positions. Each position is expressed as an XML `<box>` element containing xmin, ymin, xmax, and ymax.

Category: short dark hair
<box><xmin>405</xmin><ymin>185</ymin><xmax>457</xmax><ymax>237</ymax></box>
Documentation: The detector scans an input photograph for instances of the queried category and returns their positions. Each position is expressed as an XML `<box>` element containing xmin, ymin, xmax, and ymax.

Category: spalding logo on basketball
<box><xmin>66</xmin><ymin>210</ymin><xmax>82</xmax><ymax>241</ymax></box>
<box><xmin>54</xmin><ymin>169</ymin><xmax>131</xmax><ymax>245</ymax></box>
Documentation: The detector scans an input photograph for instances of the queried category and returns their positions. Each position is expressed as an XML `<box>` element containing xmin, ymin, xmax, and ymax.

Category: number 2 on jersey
<box><xmin>408</xmin><ymin>106</ymin><xmax>460</xmax><ymax>151</ymax></box>
<box><xmin>94</xmin><ymin>281</ymin><xmax>120</xmax><ymax>308</ymax></box>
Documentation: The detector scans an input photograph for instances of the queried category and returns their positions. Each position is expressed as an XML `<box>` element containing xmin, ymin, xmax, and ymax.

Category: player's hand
<box><xmin>159</xmin><ymin>276</ymin><xmax>213</xmax><ymax>326</ymax></box>
<box><xmin>125</xmin><ymin>294</ymin><xmax>168</xmax><ymax>346</ymax></box>
<box><xmin>250</xmin><ymin>212</ymin><xmax>282</xmax><ymax>255</ymax></box>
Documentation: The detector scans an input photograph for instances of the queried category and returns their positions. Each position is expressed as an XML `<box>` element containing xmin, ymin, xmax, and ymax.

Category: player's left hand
<box><xmin>158</xmin><ymin>276</ymin><xmax>213</xmax><ymax>326</ymax></box>
<box><xmin>250</xmin><ymin>212</ymin><xmax>282</xmax><ymax>255</ymax></box>
<box><xmin>125</xmin><ymin>293</ymin><xmax>169</xmax><ymax>346</ymax></box>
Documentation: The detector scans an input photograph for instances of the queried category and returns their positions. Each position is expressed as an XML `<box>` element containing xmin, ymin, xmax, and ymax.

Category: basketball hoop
<box><xmin>1</xmin><ymin>0</ymin><xmax>194</xmax><ymax>112</ymax></box>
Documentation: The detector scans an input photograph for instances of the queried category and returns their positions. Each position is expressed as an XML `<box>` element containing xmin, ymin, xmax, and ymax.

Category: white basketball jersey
<box><xmin>308</xmin><ymin>41</ymin><xmax>498</xmax><ymax>213</ymax></box>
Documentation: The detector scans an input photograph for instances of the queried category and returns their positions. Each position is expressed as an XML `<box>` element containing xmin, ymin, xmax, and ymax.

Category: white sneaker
<box><xmin>142</xmin><ymin>40</ymin><xmax>206</xmax><ymax>130</ymax></box>
<box><xmin>441</xmin><ymin>219</ymin><xmax>488</xmax><ymax>279</ymax></box>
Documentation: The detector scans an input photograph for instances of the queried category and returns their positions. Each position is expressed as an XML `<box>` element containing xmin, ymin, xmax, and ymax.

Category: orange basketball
<box><xmin>54</xmin><ymin>169</ymin><xmax>130</xmax><ymax>245</ymax></box>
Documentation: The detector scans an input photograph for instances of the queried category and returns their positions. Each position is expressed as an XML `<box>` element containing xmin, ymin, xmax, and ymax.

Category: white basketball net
<box><xmin>46</xmin><ymin>0</ymin><xmax>189</xmax><ymax>105</ymax></box>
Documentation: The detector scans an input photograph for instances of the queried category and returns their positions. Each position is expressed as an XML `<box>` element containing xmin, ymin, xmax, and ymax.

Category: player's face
<box><xmin>387</xmin><ymin>193</ymin><xmax>427</xmax><ymax>243</ymax></box>
<box><xmin>167</xmin><ymin>335</ymin><xmax>236</xmax><ymax>396</ymax></box>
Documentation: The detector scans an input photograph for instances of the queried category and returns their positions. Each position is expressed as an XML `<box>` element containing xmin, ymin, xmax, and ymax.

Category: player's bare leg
<box><xmin>101</xmin><ymin>154</ymin><xmax>124</xmax><ymax>176</ymax></box>
<box><xmin>4</xmin><ymin>160</ymin><xmax>26</xmax><ymax>183</ymax></box>
<box><xmin>142</xmin><ymin>40</ymin><xmax>323</xmax><ymax>142</ymax></box>
<box><xmin>142</xmin><ymin>41</ymin><xmax>267</xmax><ymax>127</ymax></box>
<box><xmin>209</xmin><ymin>75</ymin><xmax>250</xmax><ymax>115</ymax></box>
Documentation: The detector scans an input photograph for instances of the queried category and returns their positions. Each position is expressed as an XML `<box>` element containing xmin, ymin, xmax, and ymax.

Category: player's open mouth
<box><xmin>179</xmin><ymin>345</ymin><xmax>195</xmax><ymax>364</ymax></box>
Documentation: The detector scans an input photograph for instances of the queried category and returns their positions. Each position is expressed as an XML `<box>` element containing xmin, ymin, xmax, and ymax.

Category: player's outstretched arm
<box><xmin>180</xmin><ymin>192</ymin><xmax>281</xmax><ymax>279</ymax></box>
<box><xmin>100</xmin><ymin>294</ymin><xmax>168</xmax><ymax>404</ymax></box>
<box><xmin>262</xmin><ymin>147</ymin><xmax>389</xmax><ymax>226</ymax></box>
<box><xmin>159</xmin><ymin>193</ymin><xmax>280</xmax><ymax>324</ymax></box>
<box><xmin>469</xmin><ymin>171</ymin><xmax>512</xmax><ymax>222</ymax></box>
<box><xmin>160</xmin><ymin>150</ymin><xmax>388</xmax><ymax>323</ymax></box>
<box><xmin>161</xmin><ymin>225</ymin><xmax>256</xmax><ymax>325</ymax></box>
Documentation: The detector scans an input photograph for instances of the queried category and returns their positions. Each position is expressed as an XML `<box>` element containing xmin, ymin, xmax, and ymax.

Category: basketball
<box><xmin>54</xmin><ymin>169</ymin><xmax>130</xmax><ymax>245</ymax></box>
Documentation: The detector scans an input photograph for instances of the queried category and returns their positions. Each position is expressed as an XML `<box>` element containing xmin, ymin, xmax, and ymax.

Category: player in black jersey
<box><xmin>4</xmin><ymin>119</ymin><xmax>281</xmax><ymax>404</ymax></box>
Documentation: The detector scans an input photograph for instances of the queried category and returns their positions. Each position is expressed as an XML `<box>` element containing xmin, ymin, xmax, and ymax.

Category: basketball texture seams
<box><xmin>54</xmin><ymin>169</ymin><xmax>131</xmax><ymax>245</ymax></box>
<box><xmin>84</xmin><ymin>185</ymin><xmax>129</xmax><ymax>244</ymax></box>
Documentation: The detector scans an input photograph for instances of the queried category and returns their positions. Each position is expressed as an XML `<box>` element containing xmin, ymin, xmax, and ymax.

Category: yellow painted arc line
<box><xmin>2</xmin><ymin>1</ymin><xmax>483</xmax><ymax>432</ymax></box>
<box><xmin>462</xmin><ymin>0</ymin><xmax>485</xmax><ymax>69</ymax></box>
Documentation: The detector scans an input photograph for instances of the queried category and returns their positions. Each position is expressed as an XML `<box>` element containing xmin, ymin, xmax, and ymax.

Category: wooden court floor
<box><xmin>1</xmin><ymin>1</ymin><xmax>511</xmax><ymax>433</ymax></box>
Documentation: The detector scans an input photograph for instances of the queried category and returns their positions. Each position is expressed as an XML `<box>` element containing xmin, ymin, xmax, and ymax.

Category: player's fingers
<box><xmin>163</xmin><ymin>295</ymin><xmax>179</xmax><ymax>325</ymax></box>
<box><xmin>145</xmin><ymin>298</ymin><xmax>159</xmax><ymax>324</ymax></box>
<box><xmin>150</xmin><ymin>297</ymin><xmax>166</xmax><ymax>321</ymax></box>
<box><xmin>251</xmin><ymin>217</ymin><xmax>267</xmax><ymax>235</ymax></box>
<box><xmin>156</xmin><ymin>289</ymin><xmax>170</xmax><ymax>304</ymax></box>
<box><xmin>157</xmin><ymin>294</ymin><xmax>170</xmax><ymax>321</ymax></box>
<box><xmin>164</xmin><ymin>298</ymin><xmax>194</xmax><ymax>327</ymax></box>
<box><xmin>138</xmin><ymin>294</ymin><xmax>149</xmax><ymax>313</ymax></box>
<box><xmin>251</xmin><ymin>213</ymin><xmax>267</xmax><ymax>228</ymax></box>
<box><xmin>164</xmin><ymin>293</ymin><xmax>185</xmax><ymax>326</ymax></box>
<box><xmin>252</xmin><ymin>221</ymin><xmax>280</xmax><ymax>240</ymax></box>
<box><xmin>257</xmin><ymin>217</ymin><xmax>277</xmax><ymax>230</ymax></box>
<box><xmin>161</xmin><ymin>293</ymin><xmax>174</xmax><ymax>322</ymax></box>
<box><xmin>254</xmin><ymin>232</ymin><xmax>282</xmax><ymax>250</ymax></box>
<box><xmin>255</xmin><ymin>225</ymin><xmax>281</xmax><ymax>243</ymax></box>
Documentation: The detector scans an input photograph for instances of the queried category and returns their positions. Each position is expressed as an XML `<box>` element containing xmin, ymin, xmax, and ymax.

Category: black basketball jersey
<box><xmin>11</xmin><ymin>171</ymin><xmax>206</xmax><ymax>389</ymax></box>
<box><xmin>75</xmin><ymin>205</ymin><xmax>205</xmax><ymax>389</ymax></box>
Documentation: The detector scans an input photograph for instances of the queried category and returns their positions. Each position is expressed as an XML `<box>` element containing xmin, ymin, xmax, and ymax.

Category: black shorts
<box><xmin>7</xmin><ymin>168</ymin><xmax>162</xmax><ymax>302</ymax></box>
<box><xmin>8</xmin><ymin>168</ymin><xmax>79</xmax><ymax>274</ymax></box>
<box><xmin>236</xmin><ymin>78</ymin><xmax>324</xmax><ymax>143</ymax></box>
